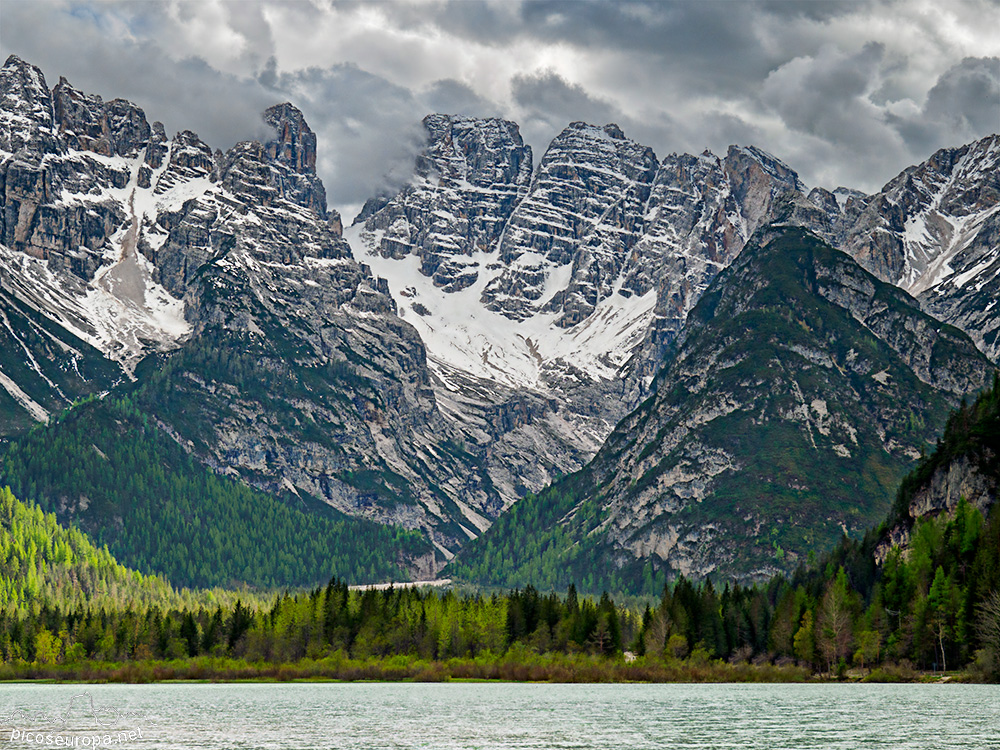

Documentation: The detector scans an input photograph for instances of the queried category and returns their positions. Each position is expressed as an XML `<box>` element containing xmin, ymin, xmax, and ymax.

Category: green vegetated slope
<box><xmin>0</xmin><ymin>484</ymin><xmax>176</xmax><ymax>615</ymax></box>
<box><xmin>449</xmin><ymin>227</ymin><xmax>995</xmax><ymax>594</ymax></box>
<box><xmin>0</xmin><ymin>290</ymin><xmax>124</xmax><ymax>433</ymax></box>
<box><xmin>889</xmin><ymin>371</ymin><xmax>1000</xmax><ymax>530</ymax></box>
<box><xmin>0</xmin><ymin>396</ymin><xmax>429</xmax><ymax>589</ymax></box>
<box><xmin>767</xmin><ymin>374</ymin><xmax>1000</xmax><ymax>676</ymax></box>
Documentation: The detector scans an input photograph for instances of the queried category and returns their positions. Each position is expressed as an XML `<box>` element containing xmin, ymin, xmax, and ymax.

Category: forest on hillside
<box><xmin>2</xmin><ymin>492</ymin><xmax>998</xmax><ymax>681</ymax></box>
<box><xmin>2</xmin><ymin>376</ymin><xmax>998</xmax><ymax>682</ymax></box>
<box><xmin>0</xmin><ymin>397</ymin><xmax>427</xmax><ymax>588</ymax></box>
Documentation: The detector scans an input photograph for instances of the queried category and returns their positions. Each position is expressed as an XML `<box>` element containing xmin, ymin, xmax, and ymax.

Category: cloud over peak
<box><xmin>2</xmin><ymin>0</ymin><xmax>996</xmax><ymax>212</ymax></box>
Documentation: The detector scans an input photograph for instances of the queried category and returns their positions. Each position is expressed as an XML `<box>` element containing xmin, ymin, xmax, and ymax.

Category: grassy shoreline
<box><xmin>0</xmin><ymin>653</ymin><xmax>974</xmax><ymax>685</ymax></box>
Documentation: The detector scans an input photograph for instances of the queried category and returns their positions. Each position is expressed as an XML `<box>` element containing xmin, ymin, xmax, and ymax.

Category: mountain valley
<box><xmin>0</xmin><ymin>53</ymin><xmax>997</xmax><ymax>589</ymax></box>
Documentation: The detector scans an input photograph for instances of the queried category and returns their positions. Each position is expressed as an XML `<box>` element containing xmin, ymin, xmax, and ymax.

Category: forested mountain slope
<box><xmin>449</xmin><ymin>228</ymin><xmax>995</xmax><ymax>593</ymax></box>
<box><xmin>0</xmin><ymin>397</ymin><xmax>431</xmax><ymax>588</ymax></box>
<box><xmin>0</xmin><ymin>484</ymin><xmax>179</xmax><ymax>615</ymax></box>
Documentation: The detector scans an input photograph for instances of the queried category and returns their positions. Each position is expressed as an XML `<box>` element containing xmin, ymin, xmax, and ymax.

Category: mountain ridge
<box><xmin>448</xmin><ymin>226</ymin><xmax>994</xmax><ymax>591</ymax></box>
<box><xmin>1</xmin><ymin>52</ymin><xmax>996</xmax><ymax>588</ymax></box>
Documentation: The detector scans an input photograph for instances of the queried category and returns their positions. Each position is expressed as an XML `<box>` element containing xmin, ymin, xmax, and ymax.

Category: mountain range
<box><xmin>0</xmin><ymin>54</ymin><xmax>996</xmax><ymax>588</ymax></box>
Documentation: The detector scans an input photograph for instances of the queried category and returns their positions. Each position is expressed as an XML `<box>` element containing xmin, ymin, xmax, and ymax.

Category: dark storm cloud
<box><xmin>760</xmin><ymin>43</ymin><xmax>898</xmax><ymax>151</ymax></box>
<box><xmin>313</xmin><ymin>0</ymin><xmax>869</xmax><ymax>95</ymax></box>
<box><xmin>757</xmin><ymin>49</ymin><xmax>1000</xmax><ymax>190</ymax></box>
<box><xmin>339</xmin><ymin>0</ymin><xmax>526</xmax><ymax>48</ymax></box>
<box><xmin>217</xmin><ymin>0</ymin><xmax>276</xmax><ymax>70</ymax></box>
<box><xmin>442</xmin><ymin>1</ymin><xmax>879</xmax><ymax>93</ymax></box>
<box><xmin>258</xmin><ymin>56</ymin><xmax>280</xmax><ymax>90</ymax></box>
<box><xmin>421</xmin><ymin>0</ymin><xmax>776</xmax><ymax>95</ymax></box>
<box><xmin>684</xmin><ymin>112</ymin><xmax>767</xmax><ymax>158</ymax></box>
<box><xmin>511</xmin><ymin>70</ymin><xmax>702</xmax><ymax>165</ymax></box>
<box><xmin>922</xmin><ymin>57</ymin><xmax>1000</xmax><ymax>144</ymax></box>
<box><xmin>883</xmin><ymin>56</ymin><xmax>1000</xmax><ymax>168</ymax></box>
<box><xmin>511</xmin><ymin>70</ymin><xmax>622</xmax><ymax>145</ymax></box>
<box><xmin>421</xmin><ymin>79</ymin><xmax>502</xmax><ymax>119</ymax></box>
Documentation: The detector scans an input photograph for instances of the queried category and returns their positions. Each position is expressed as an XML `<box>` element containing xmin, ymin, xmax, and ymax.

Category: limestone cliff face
<box><xmin>262</xmin><ymin>102</ymin><xmax>335</xmax><ymax>223</ymax></box>
<box><xmin>906</xmin><ymin>456</ymin><xmax>995</xmax><ymax>521</ymax></box>
<box><xmin>0</xmin><ymin>56</ymin><xmax>184</xmax><ymax>361</ymax></box>
<box><xmin>622</xmin><ymin>146</ymin><xmax>809</xmax><ymax>401</ymax></box>
<box><xmin>52</xmin><ymin>76</ymin><xmax>153</xmax><ymax>159</ymax></box>
<box><xmin>0</xmin><ymin>55</ymin><xmax>501</xmax><ymax>562</ymax></box>
<box><xmin>875</xmin><ymin>379</ymin><xmax>999</xmax><ymax>562</ymax></box>
<box><xmin>876</xmin><ymin>449</ymin><xmax>997</xmax><ymax>564</ymax></box>
<box><xmin>0</xmin><ymin>56</ymin><xmax>134</xmax><ymax>430</ymax></box>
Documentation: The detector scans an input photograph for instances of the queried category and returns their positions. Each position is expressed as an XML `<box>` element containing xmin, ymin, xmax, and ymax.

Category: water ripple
<box><xmin>0</xmin><ymin>682</ymin><xmax>997</xmax><ymax>749</ymax></box>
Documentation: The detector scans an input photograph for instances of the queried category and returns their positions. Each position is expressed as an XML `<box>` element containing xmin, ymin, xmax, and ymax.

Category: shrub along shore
<box><xmin>0</xmin><ymin>651</ymin><xmax>972</xmax><ymax>684</ymax></box>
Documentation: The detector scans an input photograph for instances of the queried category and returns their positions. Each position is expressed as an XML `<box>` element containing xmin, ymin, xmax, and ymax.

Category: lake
<box><xmin>0</xmin><ymin>682</ymin><xmax>997</xmax><ymax>749</ymax></box>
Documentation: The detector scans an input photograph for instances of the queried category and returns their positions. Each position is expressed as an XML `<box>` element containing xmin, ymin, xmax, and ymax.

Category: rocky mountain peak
<box><xmin>355</xmin><ymin>113</ymin><xmax>532</xmax><ymax>292</ymax></box>
<box><xmin>934</xmin><ymin>134</ymin><xmax>1000</xmax><ymax>215</ymax></box>
<box><xmin>1</xmin><ymin>54</ymin><xmax>51</xmax><ymax>114</ymax></box>
<box><xmin>263</xmin><ymin>102</ymin><xmax>328</xmax><ymax>217</ymax></box>
<box><xmin>566</xmin><ymin>120</ymin><xmax>626</xmax><ymax>140</ymax></box>
<box><xmin>846</xmin><ymin>134</ymin><xmax>999</xmax><ymax>287</ymax></box>
<box><xmin>0</xmin><ymin>54</ymin><xmax>61</xmax><ymax>155</ymax></box>
<box><xmin>482</xmin><ymin>119</ymin><xmax>659</xmax><ymax>323</ymax></box>
<box><xmin>418</xmin><ymin>113</ymin><xmax>532</xmax><ymax>190</ymax></box>
<box><xmin>51</xmin><ymin>77</ymin><xmax>106</xmax><ymax>153</ymax></box>
<box><xmin>538</xmin><ymin>120</ymin><xmax>658</xmax><ymax>188</ymax></box>
<box><xmin>602</xmin><ymin>123</ymin><xmax>626</xmax><ymax>140</ymax></box>
<box><xmin>723</xmin><ymin>145</ymin><xmax>806</xmax><ymax>231</ymax></box>
<box><xmin>52</xmin><ymin>76</ymin><xmax>152</xmax><ymax>159</ymax></box>
<box><xmin>264</xmin><ymin>102</ymin><xmax>317</xmax><ymax>174</ymax></box>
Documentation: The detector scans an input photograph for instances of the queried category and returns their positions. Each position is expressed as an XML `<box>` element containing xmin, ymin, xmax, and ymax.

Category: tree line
<box><xmin>1</xmin><ymin>372</ymin><xmax>997</xmax><ymax>681</ymax></box>
<box><xmin>2</xmin><ymin>492</ymin><xmax>997</xmax><ymax>680</ymax></box>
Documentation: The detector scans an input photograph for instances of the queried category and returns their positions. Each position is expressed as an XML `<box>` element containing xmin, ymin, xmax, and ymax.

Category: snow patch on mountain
<box><xmin>348</xmin><ymin>223</ymin><xmax>655</xmax><ymax>391</ymax></box>
<box><xmin>0</xmin><ymin>238</ymin><xmax>188</xmax><ymax>373</ymax></box>
<box><xmin>0</xmin><ymin>141</ymin><xmax>193</xmax><ymax>371</ymax></box>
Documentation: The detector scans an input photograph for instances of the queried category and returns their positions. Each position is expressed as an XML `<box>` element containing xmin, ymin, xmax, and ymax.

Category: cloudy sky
<box><xmin>2</xmin><ymin>0</ymin><xmax>998</xmax><ymax>219</ymax></box>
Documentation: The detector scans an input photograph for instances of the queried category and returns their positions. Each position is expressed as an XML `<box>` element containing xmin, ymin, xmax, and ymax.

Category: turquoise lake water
<box><xmin>1</xmin><ymin>682</ymin><xmax>997</xmax><ymax>749</ymax></box>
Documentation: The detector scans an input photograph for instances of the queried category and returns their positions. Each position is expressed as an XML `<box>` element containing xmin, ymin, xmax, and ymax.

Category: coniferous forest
<box><xmin>2</xmin><ymin>497</ymin><xmax>999</xmax><ymax>682</ymax></box>
<box><xmin>0</xmin><ymin>397</ymin><xmax>428</xmax><ymax>588</ymax></box>
<box><xmin>1</xmin><ymin>377</ymin><xmax>998</xmax><ymax>682</ymax></box>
